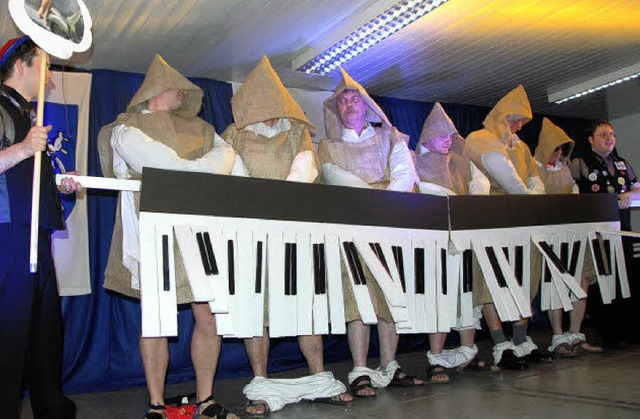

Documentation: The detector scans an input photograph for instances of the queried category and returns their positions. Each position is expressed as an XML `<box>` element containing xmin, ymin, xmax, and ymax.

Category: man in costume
<box><xmin>221</xmin><ymin>55</ymin><xmax>351</xmax><ymax>418</ymax></box>
<box><xmin>98</xmin><ymin>55</ymin><xmax>237</xmax><ymax>419</ymax></box>
<box><xmin>534</xmin><ymin>118</ymin><xmax>602</xmax><ymax>357</ymax></box>
<box><xmin>465</xmin><ymin>85</ymin><xmax>545</xmax><ymax>369</ymax></box>
<box><xmin>0</xmin><ymin>36</ymin><xmax>81</xmax><ymax>419</ymax></box>
<box><xmin>414</xmin><ymin>103</ymin><xmax>490</xmax><ymax>383</ymax></box>
<box><xmin>318</xmin><ymin>68</ymin><xmax>424</xmax><ymax>397</ymax></box>
<box><xmin>570</xmin><ymin>120</ymin><xmax>640</xmax><ymax>348</ymax></box>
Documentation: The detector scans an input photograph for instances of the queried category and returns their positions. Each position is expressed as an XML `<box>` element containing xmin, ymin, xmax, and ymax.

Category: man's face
<box><xmin>154</xmin><ymin>89</ymin><xmax>187</xmax><ymax>111</ymax></box>
<box><xmin>547</xmin><ymin>146</ymin><xmax>562</xmax><ymax>165</ymax></box>
<box><xmin>507</xmin><ymin>118</ymin><xmax>526</xmax><ymax>133</ymax></box>
<box><xmin>589</xmin><ymin>124</ymin><xmax>616</xmax><ymax>157</ymax></box>
<box><xmin>336</xmin><ymin>89</ymin><xmax>367</xmax><ymax>130</ymax></box>
<box><xmin>22</xmin><ymin>49</ymin><xmax>51</xmax><ymax>99</ymax></box>
<box><xmin>425</xmin><ymin>134</ymin><xmax>452</xmax><ymax>155</ymax></box>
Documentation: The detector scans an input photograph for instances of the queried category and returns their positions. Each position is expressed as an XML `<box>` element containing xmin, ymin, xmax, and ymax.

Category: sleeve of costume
<box><xmin>112</xmin><ymin>125</ymin><xmax>235</xmax><ymax>175</ymax></box>
<box><xmin>568</xmin><ymin>157</ymin><xmax>588</xmax><ymax>181</ymax></box>
<box><xmin>321</xmin><ymin>163</ymin><xmax>372</xmax><ymax>189</ymax></box>
<box><xmin>230</xmin><ymin>154</ymin><xmax>250</xmax><ymax>177</ymax></box>
<box><xmin>481</xmin><ymin>152</ymin><xmax>534</xmax><ymax>194</ymax></box>
<box><xmin>468</xmin><ymin>161</ymin><xmax>491</xmax><ymax>195</ymax></box>
<box><xmin>527</xmin><ymin>176</ymin><xmax>545</xmax><ymax>194</ymax></box>
<box><xmin>572</xmin><ymin>183</ymin><xmax>579</xmax><ymax>194</ymax></box>
<box><xmin>287</xmin><ymin>150</ymin><xmax>319</xmax><ymax>183</ymax></box>
<box><xmin>624</xmin><ymin>159</ymin><xmax>638</xmax><ymax>183</ymax></box>
<box><xmin>387</xmin><ymin>138</ymin><xmax>417</xmax><ymax>192</ymax></box>
<box><xmin>418</xmin><ymin>181</ymin><xmax>456</xmax><ymax>196</ymax></box>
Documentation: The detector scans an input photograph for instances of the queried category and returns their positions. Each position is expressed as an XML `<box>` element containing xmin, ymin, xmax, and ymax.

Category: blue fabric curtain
<box><xmin>58</xmin><ymin>72</ymin><xmax>592</xmax><ymax>393</ymax></box>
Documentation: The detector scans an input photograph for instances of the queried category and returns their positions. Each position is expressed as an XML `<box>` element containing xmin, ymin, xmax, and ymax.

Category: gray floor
<box><xmin>22</xmin><ymin>333</ymin><xmax>640</xmax><ymax>418</ymax></box>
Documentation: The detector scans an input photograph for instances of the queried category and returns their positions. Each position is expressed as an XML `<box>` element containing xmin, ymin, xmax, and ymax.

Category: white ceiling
<box><xmin>2</xmin><ymin>0</ymin><xmax>640</xmax><ymax>120</ymax></box>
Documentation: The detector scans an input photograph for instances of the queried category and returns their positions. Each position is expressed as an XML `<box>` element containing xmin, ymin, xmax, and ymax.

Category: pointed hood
<box><xmin>417</xmin><ymin>102</ymin><xmax>464</xmax><ymax>155</ymax></box>
<box><xmin>127</xmin><ymin>54</ymin><xmax>203</xmax><ymax>118</ymax></box>
<box><xmin>483</xmin><ymin>85</ymin><xmax>532</xmax><ymax>144</ymax></box>
<box><xmin>232</xmin><ymin>55</ymin><xmax>314</xmax><ymax>132</ymax></box>
<box><xmin>323</xmin><ymin>67</ymin><xmax>391</xmax><ymax>139</ymax></box>
<box><xmin>535</xmin><ymin>117</ymin><xmax>574</xmax><ymax>164</ymax></box>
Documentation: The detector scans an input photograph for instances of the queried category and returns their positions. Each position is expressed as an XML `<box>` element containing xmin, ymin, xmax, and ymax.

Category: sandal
<box><xmin>456</xmin><ymin>357</ymin><xmax>487</xmax><ymax>372</ymax></box>
<box><xmin>243</xmin><ymin>400</ymin><xmax>270</xmax><ymax>419</ymax></box>
<box><xmin>310</xmin><ymin>392</ymin><xmax>354</xmax><ymax>406</ymax></box>
<box><xmin>144</xmin><ymin>403</ymin><xmax>166</xmax><ymax>419</ymax></box>
<box><xmin>389</xmin><ymin>368</ymin><xmax>425</xmax><ymax>387</ymax></box>
<box><xmin>197</xmin><ymin>396</ymin><xmax>237</xmax><ymax>419</ymax></box>
<box><xmin>573</xmin><ymin>341</ymin><xmax>603</xmax><ymax>354</ymax></box>
<box><xmin>350</xmin><ymin>375</ymin><xmax>376</xmax><ymax>398</ymax></box>
<box><xmin>553</xmin><ymin>342</ymin><xmax>578</xmax><ymax>358</ymax></box>
<box><xmin>429</xmin><ymin>366</ymin><xmax>451</xmax><ymax>384</ymax></box>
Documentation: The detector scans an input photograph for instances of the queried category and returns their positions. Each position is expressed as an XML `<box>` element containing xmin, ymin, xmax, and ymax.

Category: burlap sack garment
<box><xmin>97</xmin><ymin>55</ymin><xmax>214</xmax><ymax>303</ymax></box>
<box><xmin>535</xmin><ymin>117</ymin><xmax>576</xmax><ymax>195</ymax></box>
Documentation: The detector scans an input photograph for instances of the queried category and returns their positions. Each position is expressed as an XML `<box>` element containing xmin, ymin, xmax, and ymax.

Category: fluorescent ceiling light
<box><xmin>294</xmin><ymin>0</ymin><xmax>449</xmax><ymax>76</ymax></box>
<box><xmin>548</xmin><ymin>62</ymin><xmax>640</xmax><ymax>104</ymax></box>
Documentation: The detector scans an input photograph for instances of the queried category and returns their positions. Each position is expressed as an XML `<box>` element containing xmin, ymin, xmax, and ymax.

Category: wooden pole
<box><xmin>29</xmin><ymin>48</ymin><xmax>48</xmax><ymax>273</ymax></box>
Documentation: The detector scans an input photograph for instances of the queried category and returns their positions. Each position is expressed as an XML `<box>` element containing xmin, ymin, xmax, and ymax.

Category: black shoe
<box><xmin>498</xmin><ymin>349</ymin><xmax>528</xmax><ymax>370</ymax></box>
<box><xmin>524</xmin><ymin>349</ymin><xmax>553</xmax><ymax>363</ymax></box>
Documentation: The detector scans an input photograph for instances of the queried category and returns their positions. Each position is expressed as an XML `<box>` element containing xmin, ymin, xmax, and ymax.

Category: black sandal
<box><xmin>389</xmin><ymin>368</ymin><xmax>424</xmax><ymax>387</ymax></box>
<box><xmin>197</xmin><ymin>395</ymin><xmax>236</xmax><ymax>419</ymax></box>
<box><xmin>429</xmin><ymin>366</ymin><xmax>451</xmax><ymax>384</ymax></box>
<box><xmin>243</xmin><ymin>399</ymin><xmax>270</xmax><ymax>419</ymax></box>
<box><xmin>144</xmin><ymin>403</ymin><xmax>166</xmax><ymax>419</ymax></box>
<box><xmin>350</xmin><ymin>375</ymin><xmax>376</xmax><ymax>398</ymax></box>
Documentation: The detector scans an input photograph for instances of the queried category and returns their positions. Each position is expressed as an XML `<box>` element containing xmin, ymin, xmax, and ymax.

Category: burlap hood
<box><xmin>483</xmin><ymin>85</ymin><xmax>532</xmax><ymax>144</ymax></box>
<box><xmin>534</xmin><ymin>117</ymin><xmax>574</xmax><ymax>164</ymax></box>
<box><xmin>232</xmin><ymin>55</ymin><xmax>314</xmax><ymax>132</ymax></box>
<box><xmin>416</xmin><ymin>102</ymin><xmax>464</xmax><ymax>155</ymax></box>
<box><xmin>323</xmin><ymin>67</ymin><xmax>391</xmax><ymax>139</ymax></box>
<box><xmin>127</xmin><ymin>54</ymin><xmax>203</xmax><ymax>118</ymax></box>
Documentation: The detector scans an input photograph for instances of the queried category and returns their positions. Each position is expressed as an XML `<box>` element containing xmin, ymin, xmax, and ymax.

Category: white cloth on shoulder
<box><xmin>427</xmin><ymin>344</ymin><xmax>478</xmax><ymax>368</ymax></box>
<box><xmin>347</xmin><ymin>359</ymin><xmax>401</xmax><ymax>388</ymax></box>
<box><xmin>243</xmin><ymin>372</ymin><xmax>346</xmax><ymax>412</ymax></box>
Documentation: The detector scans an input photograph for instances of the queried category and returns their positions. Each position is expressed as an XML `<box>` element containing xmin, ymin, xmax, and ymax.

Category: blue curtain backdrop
<box><xmin>57</xmin><ymin>70</ymin><xmax>593</xmax><ymax>394</ymax></box>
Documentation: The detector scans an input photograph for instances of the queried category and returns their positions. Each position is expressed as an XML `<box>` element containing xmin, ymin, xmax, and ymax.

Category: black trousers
<box><xmin>0</xmin><ymin>223</ymin><xmax>75</xmax><ymax>419</ymax></box>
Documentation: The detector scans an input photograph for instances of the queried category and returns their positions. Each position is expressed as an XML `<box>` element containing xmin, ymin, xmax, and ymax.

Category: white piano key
<box><xmin>325</xmin><ymin>234</ymin><xmax>346</xmax><ymax>335</ymax></box>
<box><xmin>296</xmin><ymin>233</ymin><xmax>314</xmax><ymax>336</ymax></box>
<box><xmin>492</xmin><ymin>244</ymin><xmax>532</xmax><ymax>318</ymax></box>
<box><xmin>340</xmin><ymin>237</ymin><xmax>377</xmax><ymax>325</ymax></box>
<box><xmin>210</xmin><ymin>227</ymin><xmax>234</xmax><ymax>336</ymax></box>
<box><xmin>540</xmin><ymin>258</ymin><xmax>551</xmax><ymax>311</ymax></box>
<box><xmin>531</xmin><ymin>236</ymin><xmax>576</xmax><ymax>312</ymax></box>
<box><xmin>458</xmin><ymin>251</ymin><xmax>474</xmax><ymax>328</ymax></box>
<box><xmin>588</xmin><ymin>232</ymin><xmax>614</xmax><ymax>304</ymax></box>
<box><xmin>612</xmin><ymin>234</ymin><xmax>631</xmax><ymax>299</ymax></box>
<box><xmin>445</xmin><ymin>249</ymin><xmax>460</xmax><ymax>330</ymax></box>
<box><xmin>423</xmin><ymin>240</ymin><xmax>438</xmax><ymax>333</ymax></box>
<box><xmin>252</xmin><ymin>230</ymin><xmax>268</xmax><ymax>337</ymax></box>
<box><xmin>173</xmin><ymin>225</ymin><xmax>216</xmax><ymax>302</ymax></box>
<box><xmin>311</xmin><ymin>233</ymin><xmax>330</xmax><ymax>336</ymax></box>
<box><xmin>397</xmin><ymin>239</ymin><xmax>421</xmax><ymax>334</ymax></box>
<box><xmin>268</xmin><ymin>230</ymin><xmax>295</xmax><ymax>337</ymax></box>
<box><xmin>235</xmin><ymin>226</ymin><xmax>259</xmax><ymax>338</ymax></box>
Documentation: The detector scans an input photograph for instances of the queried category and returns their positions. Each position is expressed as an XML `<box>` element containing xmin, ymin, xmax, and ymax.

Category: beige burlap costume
<box><xmin>318</xmin><ymin>68</ymin><xmax>416</xmax><ymax>323</ymax></box>
<box><xmin>414</xmin><ymin>103</ymin><xmax>472</xmax><ymax>195</ymax></box>
<box><xmin>98</xmin><ymin>55</ymin><xmax>218</xmax><ymax>303</ymax></box>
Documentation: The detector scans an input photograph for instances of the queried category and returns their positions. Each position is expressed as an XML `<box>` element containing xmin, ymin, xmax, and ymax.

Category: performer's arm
<box><xmin>619</xmin><ymin>182</ymin><xmax>640</xmax><ymax>209</ymax></box>
<box><xmin>468</xmin><ymin>161</ymin><xmax>491</xmax><ymax>195</ymax></box>
<box><xmin>0</xmin><ymin>125</ymin><xmax>49</xmax><ymax>174</ymax></box>
<box><xmin>481</xmin><ymin>152</ymin><xmax>537</xmax><ymax>194</ymax></box>
<box><xmin>286</xmin><ymin>150</ymin><xmax>319</xmax><ymax>183</ymax></box>
<box><xmin>388</xmin><ymin>140</ymin><xmax>417</xmax><ymax>192</ymax></box>
<box><xmin>418</xmin><ymin>182</ymin><xmax>456</xmax><ymax>196</ymax></box>
<box><xmin>321</xmin><ymin>163</ymin><xmax>372</xmax><ymax>189</ymax></box>
<box><xmin>527</xmin><ymin>176</ymin><xmax>545</xmax><ymax>195</ymax></box>
<box><xmin>230</xmin><ymin>154</ymin><xmax>250</xmax><ymax>177</ymax></box>
<box><xmin>112</xmin><ymin>125</ymin><xmax>235</xmax><ymax>175</ymax></box>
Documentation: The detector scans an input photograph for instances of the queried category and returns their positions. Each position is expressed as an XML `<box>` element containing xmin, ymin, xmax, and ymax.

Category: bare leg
<box><xmin>191</xmin><ymin>303</ymin><xmax>221</xmax><ymax>402</ymax></box>
<box><xmin>347</xmin><ymin>320</ymin><xmax>370</xmax><ymax>368</ymax></box>
<box><xmin>459</xmin><ymin>329</ymin><xmax>476</xmax><ymax>348</ymax></box>
<box><xmin>299</xmin><ymin>335</ymin><xmax>353</xmax><ymax>402</ymax></box>
<box><xmin>243</xmin><ymin>328</ymin><xmax>270</xmax><ymax>416</ymax></box>
<box><xmin>428</xmin><ymin>332</ymin><xmax>447</xmax><ymax>354</ymax></box>
<box><xmin>548</xmin><ymin>308</ymin><xmax>564</xmax><ymax>336</ymax></box>
<box><xmin>140</xmin><ymin>336</ymin><xmax>168</xmax><ymax>408</ymax></box>
<box><xmin>482</xmin><ymin>304</ymin><xmax>502</xmax><ymax>331</ymax></box>
<box><xmin>376</xmin><ymin>320</ymin><xmax>398</xmax><ymax>369</ymax></box>
<box><xmin>427</xmin><ymin>332</ymin><xmax>450</xmax><ymax>383</ymax></box>
<box><xmin>569</xmin><ymin>278</ymin><xmax>589</xmax><ymax>334</ymax></box>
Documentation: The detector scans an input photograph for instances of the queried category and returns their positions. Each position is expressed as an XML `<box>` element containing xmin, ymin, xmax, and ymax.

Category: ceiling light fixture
<box><xmin>293</xmin><ymin>0</ymin><xmax>449</xmax><ymax>76</ymax></box>
<box><xmin>548</xmin><ymin>62</ymin><xmax>640</xmax><ymax>104</ymax></box>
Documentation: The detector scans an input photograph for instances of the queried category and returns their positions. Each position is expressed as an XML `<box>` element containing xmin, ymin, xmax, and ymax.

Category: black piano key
<box><xmin>514</xmin><ymin>246</ymin><xmax>523</xmax><ymax>287</ymax></box>
<box><xmin>543</xmin><ymin>261</ymin><xmax>552</xmax><ymax>283</ymax></box>
<box><xmin>538</xmin><ymin>241</ymin><xmax>567</xmax><ymax>274</ymax></box>
<box><xmin>485</xmin><ymin>247</ymin><xmax>507</xmax><ymax>288</ymax></box>
<box><xmin>202</xmin><ymin>232</ymin><xmax>219</xmax><ymax>275</ymax></box>
<box><xmin>414</xmin><ymin>248</ymin><xmax>425</xmax><ymax>295</ymax></box>
<box><xmin>195</xmin><ymin>232</ymin><xmax>213</xmax><ymax>276</ymax></box>
<box><xmin>162</xmin><ymin>235</ymin><xmax>170</xmax><ymax>291</ymax></box>
<box><xmin>568</xmin><ymin>241</ymin><xmax>581</xmax><ymax>276</ymax></box>
<box><xmin>440</xmin><ymin>248</ymin><xmax>447</xmax><ymax>295</ymax></box>
<box><xmin>318</xmin><ymin>244</ymin><xmax>327</xmax><ymax>294</ymax></box>
<box><xmin>370</xmin><ymin>243</ymin><xmax>391</xmax><ymax>275</ymax></box>
<box><xmin>560</xmin><ymin>242</ymin><xmax>569</xmax><ymax>268</ymax></box>
<box><xmin>349</xmin><ymin>242</ymin><xmax>367</xmax><ymax>285</ymax></box>
<box><xmin>462</xmin><ymin>249</ymin><xmax>473</xmax><ymax>293</ymax></box>
<box><xmin>343</xmin><ymin>242</ymin><xmax>360</xmax><ymax>286</ymax></box>
<box><xmin>392</xmin><ymin>246</ymin><xmax>406</xmax><ymax>293</ymax></box>
<box><xmin>284</xmin><ymin>243</ymin><xmax>292</xmax><ymax>296</ymax></box>
<box><xmin>227</xmin><ymin>240</ymin><xmax>235</xmax><ymax>295</ymax></box>
<box><xmin>313</xmin><ymin>244</ymin><xmax>328</xmax><ymax>295</ymax></box>
<box><xmin>604</xmin><ymin>239</ymin><xmax>612</xmax><ymax>275</ymax></box>
<box><xmin>501</xmin><ymin>246</ymin><xmax>510</xmax><ymax>262</ymax></box>
<box><xmin>291</xmin><ymin>243</ymin><xmax>298</xmax><ymax>296</ymax></box>
<box><xmin>255</xmin><ymin>241</ymin><xmax>263</xmax><ymax>294</ymax></box>
<box><xmin>591</xmin><ymin>239</ymin><xmax>605</xmax><ymax>275</ymax></box>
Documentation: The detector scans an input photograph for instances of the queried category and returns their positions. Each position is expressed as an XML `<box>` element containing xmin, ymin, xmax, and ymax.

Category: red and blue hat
<box><xmin>0</xmin><ymin>36</ymin><xmax>30</xmax><ymax>69</ymax></box>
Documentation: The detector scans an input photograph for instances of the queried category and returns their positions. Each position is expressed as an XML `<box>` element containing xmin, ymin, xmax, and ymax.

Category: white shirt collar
<box><xmin>245</xmin><ymin>118</ymin><xmax>291</xmax><ymax>138</ymax></box>
<box><xmin>341</xmin><ymin>124</ymin><xmax>375</xmax><ymax>143</ymax></box>
<box><xmin>536</xmin><ymin>159</ymin><xmax>564</xmax><ymax>171</ymax></box>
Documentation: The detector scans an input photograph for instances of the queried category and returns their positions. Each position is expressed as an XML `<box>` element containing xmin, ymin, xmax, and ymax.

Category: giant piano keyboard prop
<box><xmin>448</xmin><ymin>194</ymin><xmax>628</xmax><ymax>325</ymax></box>
<box><xmin>138</xmin><ymin>168</ymin><xmax>450</xmax><ymax>338</ymax></box>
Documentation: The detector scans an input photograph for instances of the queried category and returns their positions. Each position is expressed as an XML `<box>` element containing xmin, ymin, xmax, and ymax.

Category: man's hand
<box><xmin>58</xmin><ymin>171</ymin><xmax>83</xmax><ymax>194</ymax></box>
<box><xmin>619</xmin><ymin>191</ymin><xmax>634</xmax><ymax>209</ymax></box>
<box><xmin>20</xmin><ymin>125</ymin><xmax>52</xmax><ymax>159</ymax></box>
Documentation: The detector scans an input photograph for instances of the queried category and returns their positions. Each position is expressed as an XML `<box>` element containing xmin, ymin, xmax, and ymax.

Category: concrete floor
<box><xmin>22</xmin><ymin>333</ymin><xmax>640</xmax><ymax>419</ymax></box>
